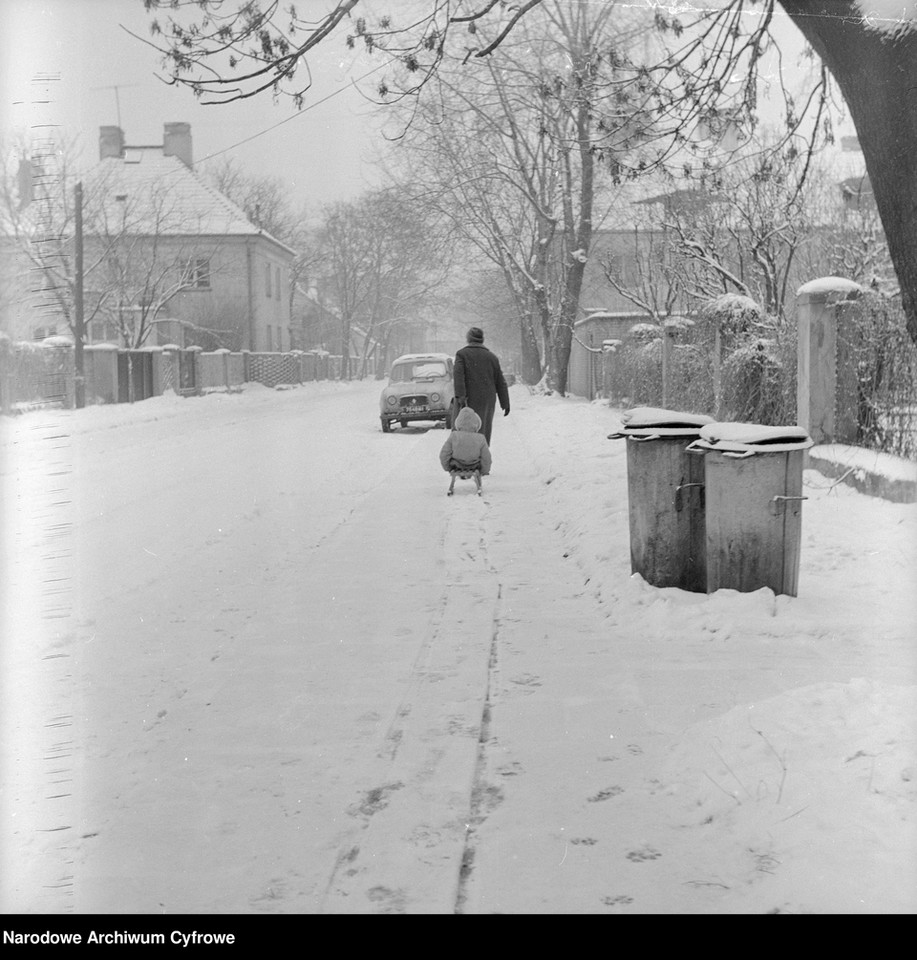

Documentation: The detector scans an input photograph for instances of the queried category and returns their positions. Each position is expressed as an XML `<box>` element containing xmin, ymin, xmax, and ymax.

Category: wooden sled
<box><xmin>447</xmin><ymin>465</ymin><xmax>482</xmax><ymax>496</ymax></box>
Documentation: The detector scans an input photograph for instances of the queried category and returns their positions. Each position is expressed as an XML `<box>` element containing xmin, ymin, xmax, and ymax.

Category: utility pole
<box><xmin>74</xmin><ymin>181</ymin><xmax>85</xmax><ymax>409</ymax></box>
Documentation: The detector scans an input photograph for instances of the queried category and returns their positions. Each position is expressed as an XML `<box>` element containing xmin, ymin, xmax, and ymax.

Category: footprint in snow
<box><xmin>588</xmin><ymin>785</ymin><xmax>624</xmax><ymax>802</ymax></box>
<box><xmin>626</xmin><ymin>845</ymin><xmax>661</xmax><ymax>862</ymax></box>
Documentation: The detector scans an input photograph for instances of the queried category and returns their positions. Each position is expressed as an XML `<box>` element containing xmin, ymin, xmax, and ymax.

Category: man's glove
<box><xmin>503</xmin><ymin>406</ymin><xmax>510</xmax><ymax>417</ymax></box>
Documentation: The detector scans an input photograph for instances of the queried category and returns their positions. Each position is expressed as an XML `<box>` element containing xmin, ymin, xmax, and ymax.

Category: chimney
<box><xmin>163</xmin><ymin>122</ymin><xmax>192</xmax><ymax>168</ymax></box>
<box><xmin>99</xmin><ymin>126</ymin><xmax>125</xmax><ymax>160</ymax></box>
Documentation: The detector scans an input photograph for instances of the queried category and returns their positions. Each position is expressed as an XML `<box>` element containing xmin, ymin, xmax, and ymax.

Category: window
<box><xmin>392</xmin><ymin>361</ymin><xmax>447</xmax><ymax>382</ymax></box>
<box><xmin>605</xmin><ymin>254</ymin><xmax>624</xmax><ymax>282</ymax></box>
<box><xmin>266</xmin><ymin>325</ymin><xmax>273</xmax><ymax>351</ymax></box>
<box><xmin>182</xmin><ymin>258</ymin><xmax>210</xmax><ymax>289</ymax></box>
<box><xmin>275</xmin><ymin>266</ymin><xmax>281</xmax><ymax>299</ymax></box>
<box><xmin>265</xmin><ymin>262</ymin><xmax>272</xmax><ymax>298</ymax></box>
<box><xmin>87</xmin><ymin>319</ymin><xmax>119</xmax><ymax>344</ymax></box>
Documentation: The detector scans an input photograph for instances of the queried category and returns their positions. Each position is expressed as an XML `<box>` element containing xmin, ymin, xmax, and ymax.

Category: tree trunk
<box><xmin>520</xmin><ymin>310</ymin><xmax>542</xmax><ymax>384</ymax></box>
<box><xmin>376</xmin><ymin>324</ymin><xmax>394</xmax><ymax>379</ymax></box>
<box><xmin>536</xmin><ymin>286</ymin><xmax>558</xmax><ymax>391</ymax></box>
<box><xmin>340</xmin><ymin>317</ymin><xmax>352</xmax><ymax>380</ymax></box>
<box><xmin>554</xmin><ymin>256</ymin><xmax>589</xmax><ymax>397</ymax></box>
<box><xmin>552</xmin><ymin>80</ymin><xmax>596</xmax><ymax>397</ymax></box>
<box><xmin>779</xmin><ymin>0</ymin><xmax>917</xmax><ymax>347</ymax></box>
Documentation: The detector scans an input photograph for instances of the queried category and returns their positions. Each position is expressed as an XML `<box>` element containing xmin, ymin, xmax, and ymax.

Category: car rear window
<box><xmin>391</xmin><ymin>361</ymin><xmax>447</xmax><ymax>382</ymax></box>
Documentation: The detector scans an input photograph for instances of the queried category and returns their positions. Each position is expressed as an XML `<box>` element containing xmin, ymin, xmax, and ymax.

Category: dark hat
<box><xmin>467</xmin><ymin>326</ymin><xmax>484</xmax><ymax>344</ymax></box>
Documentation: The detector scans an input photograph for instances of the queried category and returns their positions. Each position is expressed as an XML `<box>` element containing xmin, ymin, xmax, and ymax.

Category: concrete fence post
<box><xmin>796</xmin><ymin>277</ymin><xmax>863</xmax><ymax>444</ymax></box>
<box><xmin>0</xmin><ymin>336</ymin><xmax>11</xmax><ymax>414</ymax></box>
<box><xmin>162</xmin><ymin>346</ymin><xmax>180</xmax><ymax>394</ymax></box>
<box><xmin>146</xmin><ymin>346</ymin><xmax>165</xmax><ymax>397</ymax></box>
<box><xmin>218</xmin><ymin>348</ymin><xmax>230</xmax><ymax>390</ymax></box>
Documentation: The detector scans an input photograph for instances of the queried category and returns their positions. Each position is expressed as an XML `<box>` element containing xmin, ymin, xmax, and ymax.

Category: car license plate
<box><xmin>403</xmin><ymin>405</ymin><xmax>425</xmax><ymax>414</ymax></box>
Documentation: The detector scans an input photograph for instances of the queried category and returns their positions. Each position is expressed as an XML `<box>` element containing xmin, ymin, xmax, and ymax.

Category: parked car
<box><xmin>379</xmin><ymin>353</ymin><xmax>455</xmax><ymax>432</ymax></box>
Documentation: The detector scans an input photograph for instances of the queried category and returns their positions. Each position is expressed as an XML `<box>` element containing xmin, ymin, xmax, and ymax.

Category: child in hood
<box><xmin>440</xmin><ymin>404</ymin><xmax>492</xmax><ymax>477</ymax></box>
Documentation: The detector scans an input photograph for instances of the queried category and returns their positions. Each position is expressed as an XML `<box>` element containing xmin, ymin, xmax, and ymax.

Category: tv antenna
<box><xmin>91</xmin><ymin>83</ymin><xmax>140</xmax><ymax>128</ymax></box>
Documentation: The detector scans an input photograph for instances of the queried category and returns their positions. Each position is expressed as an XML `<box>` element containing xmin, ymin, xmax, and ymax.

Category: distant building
<box><xmin>90</xmin><ymin>123</ymin><xmax>297</xmax><ymax>351</ymax></box>
<box><xmin>1</xmin><ymin>123</ymin><xmax>297</xmax><ymax>351</ymax></box>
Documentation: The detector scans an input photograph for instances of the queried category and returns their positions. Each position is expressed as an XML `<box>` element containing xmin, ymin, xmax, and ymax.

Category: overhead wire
<box><xmin>190</xmin><ymin>55</ymin><xmax>395</xmax><ymax>169</ymax></box>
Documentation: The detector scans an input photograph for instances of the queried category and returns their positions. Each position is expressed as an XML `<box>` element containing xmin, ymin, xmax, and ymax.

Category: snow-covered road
<box><xmin>2</xmin><ymin>380</ymin><xmax>914</xmax><ymax>915</ymax></box>
<box><xmin>3</xmin><ymin>382</ymin><xmax>615</xmax><ymax>913</ymax></box>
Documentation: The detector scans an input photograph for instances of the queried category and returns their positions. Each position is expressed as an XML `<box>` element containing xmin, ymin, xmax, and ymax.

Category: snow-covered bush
<box><xmin>700</xmin><ymin>293</ymin><xmax>766</xmax><ymax>343</ymax></box>
<box><xmin>841</xmin><ymin>290</ymin><xmax>917</xmax><ymax>459</ymax></box>
<box><xmin>721</xmin><ymin>337</ymin><xmax>791</xmax><ymax>426</ymax></box>
<box><xmin>662</xmin><ymin>316</ymin><xmax>695</xmax><ymax>340</ymax></box>
<box><xmin>628</xmin><ymin>322</ymin><xmax>660</xmax><ymax>343</ymax></box>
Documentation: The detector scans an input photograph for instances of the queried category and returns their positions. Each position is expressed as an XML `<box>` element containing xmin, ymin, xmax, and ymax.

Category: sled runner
<box><xmin>447</xmin><ymin>462</ymin><xmax>482</xmax><ymax>496</ymax></box>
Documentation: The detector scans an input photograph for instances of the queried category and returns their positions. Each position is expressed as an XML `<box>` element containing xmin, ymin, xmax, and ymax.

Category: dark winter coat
<box><xmin>439</xmin><ymin>406</ymin><xmax>492</xmax><ymax>476</ymax></box>
<box><xmin>453</xmin><ymin>343</ymin><xmax>510</xmax><ymax>446</ymax></box>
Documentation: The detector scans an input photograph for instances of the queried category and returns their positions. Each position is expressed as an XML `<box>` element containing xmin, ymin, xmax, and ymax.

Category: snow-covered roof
<box><xmin>89</xmin><ymin>151</ymin><xmax>296</xmax><ymax>256</ymax></box>
<box><xmin>392</xmin><ymin>353</ymin><xmax>452</xmax><ymax>364</ymax></box>
<box><xmin>797</xmin><ymin>277</ymin><xmax>864</xmax><ymax>299</ymax></box>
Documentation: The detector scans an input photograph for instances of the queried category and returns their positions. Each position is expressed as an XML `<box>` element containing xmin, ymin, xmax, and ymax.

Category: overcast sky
<box><xmin>1</xmin><ymin>0</ymin><xmax>863</xmax><ymax>212</ymax></box>
<box><xmin>0</xmin><ymin>0</ymin><xmax>388</xmax><ymax>209</ymax></box>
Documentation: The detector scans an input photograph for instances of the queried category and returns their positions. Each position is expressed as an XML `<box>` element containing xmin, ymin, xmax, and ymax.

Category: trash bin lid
<box><xmin>608</xmin><ymin>406</ymin><xmax>714</xmax><ymax>439</ymax></box>
<box><xmin>688</xmin><ymin>421</ymin><xmax>814</xmax><ymax>454</ymax></box>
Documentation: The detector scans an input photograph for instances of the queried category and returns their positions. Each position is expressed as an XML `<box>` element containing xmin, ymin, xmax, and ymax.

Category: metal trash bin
<box><xmin>686</xmin><ymin>422</ymin><xmax>814</xmax><ymax>597</ymax></box>
<box><xmin>608</xmin><ymin>407</ymin><xmax>714</xmax><ymax>592</ymax></box>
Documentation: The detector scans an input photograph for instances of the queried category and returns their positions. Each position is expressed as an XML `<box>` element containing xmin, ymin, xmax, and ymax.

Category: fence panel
<box><xmin>84</xmin><ymin>345</ymin><xmax>119</xmax><ymax>404</ymax></box>
<box><xmin>198</xmin><ymin>351</ymin><xmax>229</xmax><ymax>392</ymax></box>
<box><xmin>836</xmin><ymin>300</ymin><xmax>917</xmax><ymax>460</ymax></box>
<box><xmin>0</xmin><ymin>341</ymin><xmax>73</xmax><ymax>411</ymax></box>
<box><xmin>228</xmin><ymin>353</ymin><xmax>244</xmax><ymax>388</ymax></box>
<box><xmin>178</xmin><ymin>349</ymin><xmax>199</xmax><ymax>395</ymax></box>
<box><xmin>117</xmin><ymin>351</ymin><xmax>155</xmax><ymax>403</ymax></box>
<box><xmin>247</xmin><ymin>352</ymin><xmax>302</xmax><ymax>387</ymax></box>
<box><xmin>602</xmin><ymin>318</ymin><xmax>796</xmax><ymax>426</ymax></box>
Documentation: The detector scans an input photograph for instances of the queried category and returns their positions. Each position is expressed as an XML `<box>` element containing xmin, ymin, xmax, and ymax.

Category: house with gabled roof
<box><xmin>87</xmin><ymin>123</ymin><xmax>297</xmax><ymax>352</ymax></box>
<box><xmin>1</xmin><ymin>123</ymin><xmax>297</xmax><ymax>352</ymax></box>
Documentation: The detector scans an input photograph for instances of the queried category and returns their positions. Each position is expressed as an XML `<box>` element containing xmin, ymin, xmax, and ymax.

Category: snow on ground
<box><xmin>1</xmin><ymin>379</ymin><xmax>914</xmax><ymax>916</ymax></box>
<box><xmin>811</xmin><ymin>442</ymin><xmax>917</xmax><ymax>483</ymax></box>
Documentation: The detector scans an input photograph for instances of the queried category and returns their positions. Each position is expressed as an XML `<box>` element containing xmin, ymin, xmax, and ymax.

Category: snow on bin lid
<box><xmin>689</xmin><ymin>421</ymin><xmax>814</xmax><ymax>454</ymax></box>
<box><xmin>609</xmin><ymin>406</ymin><xmax>714</xmax><ymax>438</ymax></box>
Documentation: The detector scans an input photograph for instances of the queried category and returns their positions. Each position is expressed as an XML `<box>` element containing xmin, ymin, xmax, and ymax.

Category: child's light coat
<box><xmin>439</xmin><ymin>406</ymin><xmax>492</xmax><ymax>475</ymax></box>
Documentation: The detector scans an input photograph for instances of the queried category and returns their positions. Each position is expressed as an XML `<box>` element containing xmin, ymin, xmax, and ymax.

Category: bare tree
<box><xmin>391</xmin><ymin>102</ymin><xmax>547</xmax><ymax>384</ymax></box>
<box><xmin>628</xmin><ymin>130</ymin><xmax>821</xmax><ymax>321</ymax></box>
<box><xmin>138</xmin><ymin>0</ymin><xmax>917</xmax><ymax>350</ymax></box>
<box><xmin>1</xmin><ymin>134</ymin><xmax>117</xmax><ymax>341</ymax></box>
<box><xmin>1</xmin><ymin>140</ymin><xmax>240</xmax><ymax>350</ymax></box>
<box><xmin>389</xmin><ymin>1</ymin><xmax>669</xmax><ymax>393</ymax></box>
<box><xmin>600</xmin><ymin>116</ymin><xmax>880</xmax><ymax>330</ymax></box>
<box><xmin>777</xmin><ymin>1</ymin><xmax>917</xmax><ymax>347</ymax></box>
<box><xmin>90</xmin><ymin>178</ymin><xmax>229</xmax><ymax>348</ymax></box>
<box><xmin>202</xmin><ymin>157</ymin><xmax>319</xmax><ymax>346</ymax></box>
<box><xmin>205</xmin><ymin>157</ymin><xmax>302</xmax><ymax>239</ymax></box>
<box><xmin>316</xmin><ymin>186</ymin><xmax>452</xmax><ymax>379</ymax></box>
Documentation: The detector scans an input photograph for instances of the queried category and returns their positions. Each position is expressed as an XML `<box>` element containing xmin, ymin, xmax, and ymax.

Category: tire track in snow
<box><xmin>320</xmin><ymin>489</ymin><xmax>503</xmax><ymax>913</ymax></box>
<box><xmin>453</xmin><ymin>581</ymin><xmax>502</xmax><ymax>915</ymax></box>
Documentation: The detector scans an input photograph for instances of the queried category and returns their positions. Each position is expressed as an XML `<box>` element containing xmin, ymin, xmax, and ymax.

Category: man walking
<box><xmin>453</xmin><ymin>326</ymin><xmax>510</xmax><ymax>446</ymax></box>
